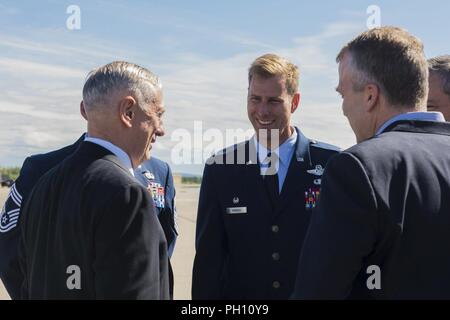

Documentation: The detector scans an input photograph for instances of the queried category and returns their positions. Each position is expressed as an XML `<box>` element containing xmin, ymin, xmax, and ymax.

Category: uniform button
<box><xmin>272</xmin><ymin>281</ymin><xmax>281</xmax><ymax>289</ymax></box>
<box><xmin>272</xmin><ymin>252</ymin><xmax>280</xmax><ymax>261</ymax></box>
<box><xmin>271</xmin><ymin>225</ymin><xmax>279</xmax><ymax>233</ymax></box>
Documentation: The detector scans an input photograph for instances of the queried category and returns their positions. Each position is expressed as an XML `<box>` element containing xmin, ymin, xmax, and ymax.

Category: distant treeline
<box><xmin>0</xmin><ymin>166</ymin><xmax>202</xmax><ymax>185</ymax></box>
<box><xmin>181</xmin><ymin>176</ymin><xmax>202</xmax><ymax>185</ymax></box>
<box><xmin>0</xmin><ymin>167</ymin><xmax>20</xmax><ymax>181</ymax></box>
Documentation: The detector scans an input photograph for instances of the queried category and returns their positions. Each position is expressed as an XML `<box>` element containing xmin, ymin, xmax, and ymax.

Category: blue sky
<box><xmin>1</xmin><ymin>0</ymin><xmax>449</xmax><ymax>174</ymax></box>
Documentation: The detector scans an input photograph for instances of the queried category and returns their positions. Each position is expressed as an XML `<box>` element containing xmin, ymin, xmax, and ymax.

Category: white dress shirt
<box><xmin>254</xmin><ymin>128</ymin><xmax>297</xmax><ymax>193</ymax></box>
<box><xmin>84</xmin><ymin>136</ymin><xmax>135</xmax><ymax>177</ymax></box>
<box><xmin>376</xmin><ymin>111</ymin><xmax>445</xmax><ymax>135</ymax></box>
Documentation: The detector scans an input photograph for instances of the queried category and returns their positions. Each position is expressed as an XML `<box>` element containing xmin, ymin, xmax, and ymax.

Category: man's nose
<box><xmin>156</xmin><ymin>124</ymin><xmax>165</xmax><ymax>137</ymax></box>
<box><xmin>258</xmin><ymin>103</ymin><xmax>272</xmax><ymax>117</ymax></box>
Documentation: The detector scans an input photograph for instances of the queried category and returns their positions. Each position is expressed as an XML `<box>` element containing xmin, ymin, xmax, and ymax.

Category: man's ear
<box><xmin>80</xmin><ymin>101</ymin><xmax>88</xmax><ymax>121</ymax></box>
<box><xmin>364</xmin><ymin>84</ymin><xmax>380</xmax><ymax>112</ymax></box>
<box><xmin>291</xmin><ymin>92</ymin><xmax>300</xmax><ymax>113</ymax></box>
<box><xmin>119</xmin><ymin>96</ymin><xmax>137</xmax><ymax>128</ymax></box>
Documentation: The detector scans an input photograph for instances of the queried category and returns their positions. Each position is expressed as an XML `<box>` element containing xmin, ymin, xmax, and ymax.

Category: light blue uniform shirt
<box><xmin>376</xmin><ymin>111</ymin><xmax>445</xmax><ymax>135</ymax></box>
<box><xmin>84</xmin><ymin>136</ymin><xmax>135</xmax><ymax>177</ymax></box>
<box><xmin>255</xmin><ymin>128</ymin><xmax>297</xmax><ymax>193</ymax></box>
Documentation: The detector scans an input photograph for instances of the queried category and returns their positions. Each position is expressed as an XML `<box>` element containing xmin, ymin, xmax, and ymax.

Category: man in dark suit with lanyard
<box><xmin>9</xmin><ymin>61</ymin><xmax>170</xmax><ymax>299</ymax></box>
<box><xmin>292</xmin><ymin>27</ymin><xmax>450</xmax><ymax>299</ymax></box>
<box><xmin>192</xmin><ymin>53</ymin><xmax>340</xmax><ymax>299</ymax></box>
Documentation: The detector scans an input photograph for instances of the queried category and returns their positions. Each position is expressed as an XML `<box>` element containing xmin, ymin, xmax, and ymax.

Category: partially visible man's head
<box><xmin>247</xmin><ymin>54</ymin><xmax>300</xmax><ymax>148</ymax></box>
<box><xmin>336</xmin><ymin>26</ymin><xmax>428</xmax><ymax>142</ymax></box>
<box><xmin>428</xmin><ymin>55</ymin><xmax>450</xmax><ymax>121</ymax></box>
<box><xmin>82</xmin><ymin>61</ymin><xmax>165</xmax><ymax>167</ymax></box>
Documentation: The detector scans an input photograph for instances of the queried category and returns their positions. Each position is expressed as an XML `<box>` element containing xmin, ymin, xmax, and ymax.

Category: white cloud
<box><xmin>150</xmin><ymin>21</ymin><xmax>363</xmax><ymax>173</ymax></box>
<box><xmin>294</xmin><ymin>21</ymin><xmax>363</xmax><ymax>45</ymax></box>
<box><xmin>0</xmin><ymin>37</ymin><xmax>69</xmax><ymax>56</ymax></box>
<box><xmin>224</xmin><ymin>34</ymin><xmax>275</xmax><ymax>49</ymax></box>
<box><xmin>0</xmin><ymin>101</ymin><xmax>79</xmax><ymax>121</ymax></box>
<box><xmin>0</xmin><ymin>35</ymin><xmax>133</xmax><ymax>61</ymax></box>
<box><xmin>0</xmin><ymin>19</ymin><xmax>360</xmax><ymax>173</ymax></box>
<box><xmin>0</xmin><ymin>57</ymin><xmax>85</xmax><ymax>79</ymax></box>
<box><xmin>22</xmin><ymin>129</ymin><xmax>66</xmax><ymax>149</ymax></box>
<box><xmin>339</xmin><ymin>9</ymin><xmax>367</xmax><ymax>18</ymax></box>
<box><xmin>0</xmin><ymin>4</ymin><xmax>20</xmax><ymax>15</ymax></box>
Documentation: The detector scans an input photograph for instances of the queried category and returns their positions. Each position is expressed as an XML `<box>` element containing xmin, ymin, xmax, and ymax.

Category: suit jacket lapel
<box><xmin>67</xmin><ymin>133</ymin><xmax>86</xmax><ymax>154</ymax></box>
<box><xmin>103</xmin><ymin>154</ymin><xmax>134</xmax><ymax>177</ymax></box>
<box><xmin>79</xmin><ymin>141</ymin><xmax>134</xmax><ymax>177</ymax></box>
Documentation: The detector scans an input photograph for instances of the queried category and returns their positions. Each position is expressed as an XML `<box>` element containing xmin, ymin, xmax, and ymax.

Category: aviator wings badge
<box><xmin>307</xmin><ymin>165</ymin><xmax>324</xmax><ymax>176</ymax></box>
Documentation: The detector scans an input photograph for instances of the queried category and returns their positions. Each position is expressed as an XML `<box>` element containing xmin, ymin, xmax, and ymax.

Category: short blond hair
<box><xmin>248</xmin><ymin>54</ymin><xmax>299</xmax><ymax>96</ymax></box>
<box><xmin>337</xmin><ymin>26</ymin><xmax>428</xmax><ymax>109</ymax></box>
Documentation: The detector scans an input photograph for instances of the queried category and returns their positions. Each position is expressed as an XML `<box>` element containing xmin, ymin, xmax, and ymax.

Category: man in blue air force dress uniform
<box><xmin>192</xmin><ymin>54</ymin><xmax>340</xmax><ymax>299</ymax></box>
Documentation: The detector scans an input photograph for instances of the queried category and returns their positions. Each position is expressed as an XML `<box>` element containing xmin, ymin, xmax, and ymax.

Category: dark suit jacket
<box><xmin>18</xmin><ymin>141</ymin><xmax>169</xmax><ymax>299</ymax></box>
<box><xmin>0</xmin><ymin>136</ymin><xmax>84</xmax><ymax>299</ymax></box>
<box><xmin>0</xmin><ymin>135</ymin><xmax>177</xmax><ymax>299</ymax></box>
<box><xmin>292</xmin><ymin>120</ymin><xmax>450</xmax><ymax>299</ymax></box>
<box><xmin>192</xmin><ymin>127</ymin><xmax>340</xmax><ymax>299</ymax></box>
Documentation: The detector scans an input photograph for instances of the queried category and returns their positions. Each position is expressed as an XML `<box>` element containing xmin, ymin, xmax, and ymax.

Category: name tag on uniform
<box><xmin>226</xmin><ymin>207</ymin><xmax>247</xmax><ymax>214</ymax></box>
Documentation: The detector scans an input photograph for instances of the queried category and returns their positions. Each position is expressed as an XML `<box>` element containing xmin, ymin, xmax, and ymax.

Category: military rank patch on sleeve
<box><xmin>0</xmin><ymin>184</ymin><xmax>22</xmax><ymax>233</ymax></box>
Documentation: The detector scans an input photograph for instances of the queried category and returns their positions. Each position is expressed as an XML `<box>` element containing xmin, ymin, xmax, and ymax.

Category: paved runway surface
<box><xmin>0</xmin><ymin>184</ymin><xmax>199</xmax><ymax>300</ymax></box>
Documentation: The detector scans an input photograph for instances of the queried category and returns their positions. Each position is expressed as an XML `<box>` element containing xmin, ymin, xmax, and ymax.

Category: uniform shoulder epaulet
<box><xmin>149</xmin><ymin>156</ymin><xmax>169</xmax><ymax>169</ymax></box>
<box><xmin>214</xmin><ymin>141</ymin><xmax>247</xmax><ymax>157</ymax></box>
<box><xmin>206</xmin><ymin>141</ymin><xmax>248</xmax><ymax>165</ymax></box>
<box><xmin>310</xmin><ymin>140</ymin><xmax>341</xmax><ymax>152</ymax></box>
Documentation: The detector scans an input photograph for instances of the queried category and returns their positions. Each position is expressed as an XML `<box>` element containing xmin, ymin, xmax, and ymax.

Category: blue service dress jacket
<box><xmin>192</xmin><ymin>127</ymin><xmax>340</xmax><ymax>299</ymax></box>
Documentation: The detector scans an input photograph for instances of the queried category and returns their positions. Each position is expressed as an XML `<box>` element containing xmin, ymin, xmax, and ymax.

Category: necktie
<box><xmin>263</xmin><ymin>152</ymin><xmax>279</xmax><ymax>205</ymax></box>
